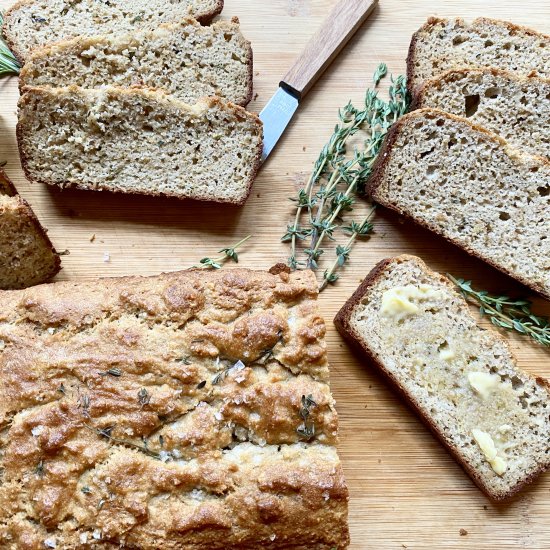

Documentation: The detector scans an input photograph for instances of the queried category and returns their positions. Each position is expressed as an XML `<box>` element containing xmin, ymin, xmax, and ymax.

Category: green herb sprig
<box><xmin>0</xmin><ymin>11</ymin><xmax>20</xmax><ymax>77</ymax></box>
<box><xmin>448</xmin><ymin>276</ymin><xmax>550</xmax><ymax>347</ymax></box>
<box><xmin>282</xmin><ymin>64</ymin><xmax>409</xmax><ymax>290</ymax></box>
<box><xmin>194</xmin><ymin>235</ymin><xmax>252</xmax><ymax>269</ymax></box>
<box><xmin>296</xmin><ymin>394</ymin><xmax>317</xmax><ymax>440</ymax></box>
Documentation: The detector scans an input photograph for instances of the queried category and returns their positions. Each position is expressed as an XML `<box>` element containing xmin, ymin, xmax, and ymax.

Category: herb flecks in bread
<box><xmin>334</xmin><ymin>255</ymin><xmax>550</xmax><ymax>501</ymax></box>
<box><xmin>2</xmin><ymin>0</ymin><xmax>224</xmax><ymax>63</ymax></box>
<box><xmin>407</xmin><ymin>17</ymin><xmax>550</xmax><ymax>93</ymax></box>
<box><xmin>17</xmin><ymin>86</ymin><xmax>263</xmax><ymax>204</ymax></box>
<box><xmin>0</xmin><ymin>268</ymin><xmax>349</xmax><ymax>548</ymax></box>
<box><xmin>368</xmin><ymin>108</ymin><xmax>550</xmax><ymax>298</ymax></box>
<box><xmin>19</xmin><ymin>19</ymin><xmax>253</xmax><ymax>107</ymax></box>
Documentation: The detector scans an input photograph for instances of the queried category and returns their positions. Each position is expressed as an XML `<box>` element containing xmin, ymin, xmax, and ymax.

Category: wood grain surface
<box><xmin>1</xmin><ymin>0</ymin><xmax>549</xmax><ymax>548</ymax></box>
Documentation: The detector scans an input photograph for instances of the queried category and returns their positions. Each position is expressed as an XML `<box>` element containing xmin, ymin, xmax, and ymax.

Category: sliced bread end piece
<box><xmin>406</xmin><ymin>16</ymin><xmax>550</xmax><ymax>94</ymax></box>
<box><xmin>19</xmin><ymin>18</ymin><xmax>253</xmax><ymax>107</ymax></box>
<box><xmin>335</xmin><ymin>254</ymin><xmax>550</xmax><ymax>500</ymax></box>
<box><xmin>411</xmin><ymin>68</ymin><xmax>550</xmax><ymax>161</ymax></box>
<box><xmin>0</xmin><ymin>170</ymin><xmax>60</xmax><ymax>289</ymax></box>
<box><xmin>3</xmin><ymin>0</ymin><xmax>225</xmax><ymax>63</ymax></box>
<box><xmin>17</xmin><ymin>86</ymin><xmax>263</xmax><ymax>205</ymax></box>
<box><xmin>367</xmin><ymin>108</ymin><xmax>550</xmax><ymax>299</ymax></box>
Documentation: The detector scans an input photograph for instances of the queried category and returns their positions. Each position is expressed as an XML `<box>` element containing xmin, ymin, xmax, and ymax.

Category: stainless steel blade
<box><xmin>259</xmin><ymin>87</ymin><xmax>299</xmax><ymax>162</ymax></box>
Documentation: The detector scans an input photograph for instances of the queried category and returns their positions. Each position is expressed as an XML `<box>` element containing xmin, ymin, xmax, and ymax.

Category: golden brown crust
<box><xmin>366</xmin><ymin>108</ymin><xmax>550</xmax><ymax>299</ymax></box>
<box><xmin>0</xmin><ymin>268</ymin><xmax>349</xmax><ymax>548</ymax></box>
<box><xmin>0</xmin><ymin>170</ymin><xmax>61</xmax><ymax>289</ymax></box>
<box><xmin>334</xmin><ymin>255</ymin><xmax>550</xmax><ymax>501</ymax></box>
<box><xmin>16</xmin><ymin>87</ymin><xmax>263</xmax><ymax>206</ymax></box>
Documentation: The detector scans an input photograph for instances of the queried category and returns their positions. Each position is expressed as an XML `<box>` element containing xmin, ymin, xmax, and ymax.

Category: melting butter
<box><xmin>472</xmin><ymin>429</ymin><xmax>508</xmax><ymax>476</ymax></box>
<box><xmin>380</xmin><ymin>284</ymin><xmax>442</xmax><ymax>319</ymax></box>
<box><xmin>468</xmin><ymin>372</ymin><xmax>501</xmax><ymax>400</ymax></box>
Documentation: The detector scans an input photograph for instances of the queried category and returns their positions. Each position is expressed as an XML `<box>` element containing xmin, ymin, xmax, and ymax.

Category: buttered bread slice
<box><xmin>335</xmin><ymin>255</ymin><xmax>550</xmax><ymax>500</ymax></box>
<box><xmin>17</xmin><ymin>86</ymin><xmax>263</xmax><ymax>204</ymax></box>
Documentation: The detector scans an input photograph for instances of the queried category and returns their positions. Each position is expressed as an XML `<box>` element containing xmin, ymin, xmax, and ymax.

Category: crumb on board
<box><xmin>59</xmin><ymin>249</ymin><xmax>70</xmax><ymax>256</ymax></box>
<box><xmin>253</xmin><ymin>93</ymin><xmax>259</xmax><ymax>101</ymax></box>
<box><xmin>90</xmin><ymin>234</ymin><xmax>96</xmax><ymax>243</ymax></box>
<box><xmin>459</xmin><ymin>529</ymin><xmax>468</xmax><ymax>536</ymax></box>
<box><xmin>103</xmin><ymin>252</ymin><xmax>110</xmax><ymax>263</ymax></box>
<box><xmin>302</xmin><ymin>146</ymin><xmax>306</xmax><ymax>152</ymax></box>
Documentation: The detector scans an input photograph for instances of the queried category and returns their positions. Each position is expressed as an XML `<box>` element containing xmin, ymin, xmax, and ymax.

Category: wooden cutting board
<box><xmin>1</xmin><ymin>0</ymin><xmax>549</xmax><ymax>548</ymax></box>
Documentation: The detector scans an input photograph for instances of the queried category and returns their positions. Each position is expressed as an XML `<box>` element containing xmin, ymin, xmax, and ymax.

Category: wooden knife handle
<box><xmin>281</xmin><ymin>0</ymin><xmax>378</xmax><ymax>99</ymax></box>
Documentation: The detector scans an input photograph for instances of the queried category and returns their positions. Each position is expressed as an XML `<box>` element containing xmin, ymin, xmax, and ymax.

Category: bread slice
<box><xmin>17</xmin><ymin>86</ymin><xmax>263</xmax><ymax>204</ymax></box>
<box><xmin>411</xmin><ymin>68</ymin><xmax>550</xmax><ymax>161</ymax></box>
<box><xmin>407</xmin><ymin>17</ymin><xmax>550</xmax><ymax>93</ymax></box>
<box><xmin>0</xmin><ymin>267</ymin><xmax>349</xmax><ymax>548</ymax></box>
<box><xmin>367</xmin><ymin>108</ymin><xmax>550</xmax><ymax>299</ymax></box>
<box><xmin>0</xmin><ymin>170</ymin><xmax>60</xmax><ymax>289</ymax></box>
<box><xmin>335</xmin><ymin>254</ymin><xmax>550</xmax><ymax>500</ymax></box>
<box><xmin>3</xmin><ymin>0</ymin><xmax>224</xmax><ymax>63</ymax></box>
<box><xmin>19</xmin><ymin>18</ymin><xmax>253</xmax><ymax>107</ymax></box>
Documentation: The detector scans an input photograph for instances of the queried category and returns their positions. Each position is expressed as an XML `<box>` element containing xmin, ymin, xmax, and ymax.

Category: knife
<box><xmin>260</xmin><ymin>0</ymin><xmax>379</xmax><ymax>162</ymax></box>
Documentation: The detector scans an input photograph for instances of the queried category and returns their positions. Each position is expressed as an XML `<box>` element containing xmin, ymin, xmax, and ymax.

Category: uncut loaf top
<box><xmin>19</xmin><ymin>18</ymin><xmax>253</xmax><ymax>107</ymax></box>
<box><xmin>407</xmin><ymin>17</ymin><xmax>550</xmax><ymax>93</ymax></box>
<box><xmin>17</xmin><ymin>86</ymin><xmax>263</xmax><ymax>204</ymax></box>
<box><xmin>0</xmin><ymin>169</ymin><xmax>60</xmax><ymax>290</ymax></box>
<box><xmin>2</xmin><ymin>0</ymin><xmax>224</xmax><ymax>63</ymax></box>
<box><xmin>0</xmin><ymin>267</ymin><xmax>349</xmax><ymax>549</ymax></box>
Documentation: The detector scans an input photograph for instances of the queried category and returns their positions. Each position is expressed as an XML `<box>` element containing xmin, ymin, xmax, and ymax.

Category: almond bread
<box><xmin>17</xmin><ymin>86</ymin><xmax>263</xmax><ymax>204</ymax></box>
<box><xmin>407</xmin><ymin>17</ymin><xmax>550</xmax><ymax>93</ymax></box>
<box><xmin>367</xmin><ymin>108</ymin><xmax>550</xmax><ymax>299</ymax></box>
<box><xmin>19</xmin><ymin>18</ymin><xmax>253</xmax><ymax>107</ymax></box>
<box><xmin>411</xmin><ymin>68</ymin><xmax>550</xmax><ymax>160</ymax></box>
<box><xmin>0</xmin><ymin>169</ymin><xmax>60</xmax><ymax>289</ymax></box>
<box><xmin>0</xmin><ymin>267</ymin><xmax>349</xmax><ymax>548</ymax></box>
<box><xmin>3</xmin><ymin>0</ymin><xmax>224</xmax><ymax>63</ymax></box>
<box><xmin>334</xmin><ymin>254</ymin><xmax>550</xmax><ymax>500</ymax></box>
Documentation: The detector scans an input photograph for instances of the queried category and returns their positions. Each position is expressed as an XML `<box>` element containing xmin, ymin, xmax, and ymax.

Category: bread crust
<box><xmin>334</xmin><ymin>254</ymin><xmax>550</xmax><ymax>501</ymax></box>
<box><xmin>16</xmin><ymin>86</ymin><xmax>263</xmax><ymax>205</ymax></box>
<box><xmin>0</xmin><ymin>169</ymin><xmax>61</xmax><ymax>289</ymax></box>
<box><xmin>406</xmin><ymin>16</ymin><xmax>550</xmax><ymax>96</ymax></box>
<box><xmin>3</xmin><ymin>0</ymin><xmax>225</xmax><ymax>63</ymax></box>
<box><xmin>410</xmin><ymin>67</ymin><xmax>550</xmax><ymax>111</ymax></box>
<box><xmin>366</xmin><ymin>107</ymin><xmax>550</xmax><ymax>299</ymax></box>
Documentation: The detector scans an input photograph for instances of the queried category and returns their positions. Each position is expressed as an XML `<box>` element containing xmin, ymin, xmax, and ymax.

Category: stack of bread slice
<box><xmin>3</xmin><ymin>0</ymin><xmax>263</xmax><ymax>206</ymax></box>
<box><xmin>369</xmin><ymin>17</ymin><xmax>550</xmax><ymax>298</ymax></box>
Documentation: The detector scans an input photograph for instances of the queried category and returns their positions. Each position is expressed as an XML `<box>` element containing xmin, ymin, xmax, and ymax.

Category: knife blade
<box><xmin>260</xmin><ymin>0</ymin><xmax>378</xmax><ymax>161</ymax></box>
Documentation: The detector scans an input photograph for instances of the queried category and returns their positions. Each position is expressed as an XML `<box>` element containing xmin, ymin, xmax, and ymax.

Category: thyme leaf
<box><xmin>194</xmin><ymin>235</ymin><xmax>252</xmax><ymax>270</ymax></box>
<box><xmin>448</xmin><ymin>275</ymin><xmax>550</xmax><ymax>347</ymax></box>
<box><xmin>0</xmin><ymin>11</ymin><xmax>20</xmax><ymax>77</ymax></box>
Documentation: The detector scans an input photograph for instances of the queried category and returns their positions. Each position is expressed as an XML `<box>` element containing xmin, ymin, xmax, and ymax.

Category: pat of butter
<box><xmin>439</xmin><ymin>346</ymin><xmax>455</xmax><ymax>362</ymax></box>
<box><xmin>380</xmin><ymin>284</ymin><xmax>442</xmax><ymax>319</ymax></box>
<box><xmin>468</xmin><ymin>372</ymin><xmax>500</xmax><ymax>400</ymax></box>
<box><xmin>472</xmin><ymin>429</ymin><xmax>507</xmax><ymax>476</ymax></box>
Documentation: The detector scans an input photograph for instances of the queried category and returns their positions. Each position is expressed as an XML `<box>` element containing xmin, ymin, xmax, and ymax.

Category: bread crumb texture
<box><xmin>408</xmin><ymin>17</ymin><xmax>550</xmax><ymax>92</ymax></box>
<box><xmin>413</xmin><ymin>69</ymin><xmax>550</xmax><ymax>160</ymax></box>
<box><xmin>339</xmin><ymin>255</ymin><xmax>549</xmax><ymax>500</ymax></box>
<box><xmin>369</xmin><ymin>109</ymin><xmax>550</xmax><ymax>298</ymax></box>
<box><xmin>3</xmin><ymin>0</ymin><xmax>224</xmax><ymax>62</ymax></box>
<box><xmin>17</xmin><ymin>86</ymin><xmax>263</xmax><ymax>204</ymax></box>
<box><xmin>0</xmin><ymin>268</ymin><xmax>349</xmax><ymax>549</ymax></box>
<box><xmin>19</xmin><ymin>19</ymin><xmax>253</xmax><ymax>107</ymax></box>
<box><xmin>0</xmin><ymin>170</ymin><xmax>60</xmax><ymax>289</ymax></box>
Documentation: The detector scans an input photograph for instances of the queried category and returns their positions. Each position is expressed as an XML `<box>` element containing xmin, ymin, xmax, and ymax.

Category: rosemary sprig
<box><xmin>0</xmin><ymin>11</ymin><xmax>20</xmax><ymax>77</ymax></box>
<box><xmin>84</xmin><ymin>423</ymin><xmax>161</xmax><ymax>459</ymax></box>
<box><xmin>448</xmin><ymin>275</ymin><xmax>550</xmax><ymax>347</ymax></box>
<box><xmin>283</xmin><ymin>64</ymin><xmax>409</xmax><ymax>289</ymax></box>
<box><xmin>194</xmin><ymin>235</ymin><xmax>252</xmax><ymax>269</ymax></box>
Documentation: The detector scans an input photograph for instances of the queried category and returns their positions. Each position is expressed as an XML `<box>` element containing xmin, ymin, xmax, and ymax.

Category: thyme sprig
<box><xmin>296</xmin><ymin>394</ymin><xmax>317</xmax><ymax>440</ymax></box>
<box><xmin>283</xmin><ymin>64</ymin><xmax>409</xmax><ymax>289</ymax></box>
<box><xmin>194</xmin><ymin>235</ymin><xmax>252</xmax><ymax>269</ymax></box>
<box><xmin>0</xmin><ymin>11</ymin><xmax>20</xmax><ymax>77</ymax></box>
<box><xmin>448</xmin><ymin>276</ymin><xmax>550</xmax><ymax>347</ymax></box>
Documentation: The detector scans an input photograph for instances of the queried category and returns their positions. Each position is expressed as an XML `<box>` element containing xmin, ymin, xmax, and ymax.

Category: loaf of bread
<box><xmin>0</xmin><ymin>169</ymin><xmax>60</xmax><ymax>289</ymax></box>
<box><xmin>17</xmin><ymin>86</ymin><xmax>263</xmax><ymax>204</ymax></box>
<box><xmin>334</xmin><ymin>254</ymin><xmax>550</xmax><ymax>500</ymax></box>
<box><xmin>3</xmin><ymin>0</ymin><xmax>224</xmax><ymax>63</ymax></box>
<box><xmin>407</xmin><ymin>17</ymin><xmax>550</xmax><ymax>93</ymax></box>
<box><xmin>411</xmin><ymin>68</ymin><xmax>550</xmax><ymax>160</ymax></box>
<box><xmin>0</xmin><ymin>267</ymin><xmax>349</xmax><ymax>548</ymax></box>
<box><xmin>367</xmin><ymin>108</ymin><xmax>550</xmax><ymax>299</ymax></box>
<box><xmin>19</xmin><ymin>18</ymin><xmax>253</xmax><ymax>107</ymax></box>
